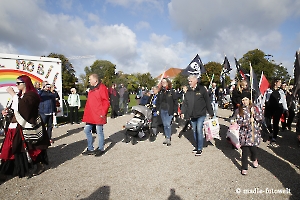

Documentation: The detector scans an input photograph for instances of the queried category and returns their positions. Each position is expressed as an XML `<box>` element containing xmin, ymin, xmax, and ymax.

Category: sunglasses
<box><xmin>16</xmin><ymin>82</ymin><xmax>24</xmax><ymax>85</ymax></box>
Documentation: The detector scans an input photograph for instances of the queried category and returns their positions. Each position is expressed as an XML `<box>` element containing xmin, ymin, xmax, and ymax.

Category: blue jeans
<box><xmin>160</xmin><ymin>109</ymin><xmax>173</xmax><ymax>139</ymax></box>
<box><xmin>40</xmin><ymin>113</ymin><xmax>53</xmax><ymax>139</ymax></box>
<box><xmin>84</xmin><ymin>124</ymin><xmax>104</xmax><ymax>151</ymax></box>
<box><xmin>211</xmin><ymin>101</ymin><xmax>218</xmax><ymax>117</ymax></box>
<box><xmin>190</xmin><ymin>116</ymin><xmax>206</xmax><ymax>151</ymax></box>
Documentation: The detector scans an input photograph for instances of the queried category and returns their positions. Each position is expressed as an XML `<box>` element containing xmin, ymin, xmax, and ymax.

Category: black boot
<box><xmin>33</xmin><ymin>162</ymin><xmax>45</xmax><ymax>176</ymax></box>
<box><xmin>132</xmin><ymin>137</ymin><xmax>138</xmax><ymax>145</ymax></box>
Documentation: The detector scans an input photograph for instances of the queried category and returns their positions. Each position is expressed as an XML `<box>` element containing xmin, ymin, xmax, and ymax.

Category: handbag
<box><xmin>203</xmin><ymin>117</ymin><xmax>221</xmax><ymax>141</ymax></box>
<box><xmin>15</xmin><ymin>111</ymin><xmax>44</xmax><ymax>144</ymax></box>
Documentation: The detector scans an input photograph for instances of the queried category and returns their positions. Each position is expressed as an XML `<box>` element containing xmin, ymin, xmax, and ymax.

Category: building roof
<box><xmin>156</xmin><ymin>68</ymin><xmax>182</xmax><ymax>79</ymax></box>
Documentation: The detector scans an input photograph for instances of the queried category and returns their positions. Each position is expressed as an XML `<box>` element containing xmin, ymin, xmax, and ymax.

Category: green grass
<box><xmin>57</xmin><ymin>94</ymin><xmax>137</xmax><ymax>124</ymax></box>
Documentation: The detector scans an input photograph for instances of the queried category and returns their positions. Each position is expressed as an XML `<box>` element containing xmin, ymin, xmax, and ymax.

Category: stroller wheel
<box><xmin>132</xmin><ymin>137</ymin><xmax>138</xmax><ymax>145</ymax></box>
<box><xmin>122</xmin><ymin>131</ymin><xmax>131</xmax><ymax>143</ymax></box>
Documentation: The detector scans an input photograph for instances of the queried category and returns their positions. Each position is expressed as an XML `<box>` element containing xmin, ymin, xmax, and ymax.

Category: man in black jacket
<box><xmin>181</xmin><ymin>75</ymin><xmax>214</xmax><ymax>156</ymax></box>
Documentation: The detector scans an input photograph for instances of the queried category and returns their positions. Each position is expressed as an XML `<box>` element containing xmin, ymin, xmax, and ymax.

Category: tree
<box><xmin>237</xmin><ymin>49</ymin><xmax>290</xmax><ymax>82</ymax></box>
<box><xmin>48</xmin><ymin>53</ymin><xmax>77</xmax><ymax>94</ymax></box>
<box><xmin>136</xmin><ymin>72</ymin><xmax>156</xmax><ymax>90</ymax></box>
<box><xmin>274</xmin><ymin>64</ymin><xmax>291</xmax><ymax>83</ymax></box>
<box><xmin>172</xmin><ymin>73</ymin><xmax>189</xmax><ymax>89</ymax></box>
<box><xmin>125</xmin><ymin>73</ymin><xmax>140</xmax><ymax>93</ymax></box>
<box><xmin>78</xmin><ymin>74</ymin><xmax>88</xmax><ymax>94</ymax></box>
<box><xmin>84</xmin><ymin>60</ymin><xmax>116</xmax><ymax>87</ymax></box>
<box><xmin>114</xmin><ymin>71</ymin><xmax>129</xmax><ymax>87</ymax></box>
<box><xmin>202</xmin><ymin>62</ymin><xmax>224</xmax><ymax>87</ymax></box>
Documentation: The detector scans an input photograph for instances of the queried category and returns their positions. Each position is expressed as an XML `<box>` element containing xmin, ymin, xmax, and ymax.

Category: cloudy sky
<box><xmin>0</xmin><ymin>0</ymin><xmax>299</xmax><ymax>78</ymax></box>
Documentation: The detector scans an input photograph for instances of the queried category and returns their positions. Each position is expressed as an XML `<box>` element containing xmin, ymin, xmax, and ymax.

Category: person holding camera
<box><xmin>0</xmin><ymin>75</ymin><xmax>50</xmax><ymax>180</ymax></box>
<box><xmin>38</xmin><ymin>81</ymin><xmax>56</xmax><ymax>144</ymax></box>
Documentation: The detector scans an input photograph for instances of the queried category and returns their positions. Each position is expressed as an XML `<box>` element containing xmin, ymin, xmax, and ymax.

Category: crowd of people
<box><xmin>1</xmin><ymin>73</ymin><xmax>300</xmax><ymax>182</ymax></box>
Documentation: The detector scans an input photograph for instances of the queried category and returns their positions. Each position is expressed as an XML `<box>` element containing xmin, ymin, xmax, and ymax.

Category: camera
<box><xmin>5</xmin><ymin>108</ymin><xmax>14</xmax><ymax>120</ymax></box>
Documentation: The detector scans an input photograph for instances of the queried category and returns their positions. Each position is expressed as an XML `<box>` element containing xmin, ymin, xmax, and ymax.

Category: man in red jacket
<box><xmin>82</xmin><ymin>74</ymin><xmax>110</xmax><ymax>157</ymax></box>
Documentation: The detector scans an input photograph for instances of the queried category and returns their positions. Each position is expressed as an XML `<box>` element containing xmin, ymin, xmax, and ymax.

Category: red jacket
<box><xmin>82</xmin><ymin>83</ymin><xmax>110</xmax><ymax>125</ymax></box>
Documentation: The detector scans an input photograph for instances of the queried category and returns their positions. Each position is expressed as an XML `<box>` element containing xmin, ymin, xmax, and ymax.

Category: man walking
<box><xmin>181</xmin><ymin>75</ymin><xmax>214</xmax><ymax>156</ymax></box>
<box><xmin>82</xmin><ymin>74</ymin><xmax>110</xmax><ymax>157</ymax></box>
<box><xmin>38</xmin><ymin>82</ymin><xmax>56</xmax><ymax>144</ymax></box>
<box><xmin>118</xmin><ymin>84</ymin><xmax>126</xmax><ymax>115</ymax></box>
<box><xmin>208</xmin><ymin>82</ymin><xmax>219</xmax><ymax>117</ymax></box>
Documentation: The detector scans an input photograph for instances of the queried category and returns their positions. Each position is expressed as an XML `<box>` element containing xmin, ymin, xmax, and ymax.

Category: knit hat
<box><xmin>240</xmin><ymin>91</ymin><xmax>251</xmax><ymax>100</ymax></box>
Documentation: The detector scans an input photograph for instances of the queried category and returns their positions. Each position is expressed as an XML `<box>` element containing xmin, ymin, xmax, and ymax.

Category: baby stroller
<box><xmin>221</xmin><ymin>94</ymin><xmax>231</xmax><ymax>109</ymax></box>
<box><xmin>123</xmin><ymin>105</ymin><xmax>152</xmax><ymax>145</ymax></box>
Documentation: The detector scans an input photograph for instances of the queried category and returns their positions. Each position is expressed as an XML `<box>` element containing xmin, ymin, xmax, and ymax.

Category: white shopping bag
<box><xmin>226</xmin><ymin>123</ymin><xmax>241</xmax><ymax>149</ymax></box>
<box><xmin>203</xmin><ymin>118</ymin><xmax>221</xmax><ymax>141</ymax></box>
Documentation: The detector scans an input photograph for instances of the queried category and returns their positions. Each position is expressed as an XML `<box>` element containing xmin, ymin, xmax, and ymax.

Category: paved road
<box><xmin>0</xmin><ymin>108</ymin><xmax>299</xmax><ymax>199</ymax></box>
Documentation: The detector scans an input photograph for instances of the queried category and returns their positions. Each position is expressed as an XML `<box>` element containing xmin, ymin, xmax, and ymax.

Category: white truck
<box><xmin>0</xmin><ymin>53</ymin><xmax>63</xmax><ymax>116</ymax></box>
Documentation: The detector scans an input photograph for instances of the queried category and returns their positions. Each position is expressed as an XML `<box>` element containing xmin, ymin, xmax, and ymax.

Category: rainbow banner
<box><xmin>0</xmin><ymin>69</ymin><xmax>43</xmax><ymax>88</ymax></box>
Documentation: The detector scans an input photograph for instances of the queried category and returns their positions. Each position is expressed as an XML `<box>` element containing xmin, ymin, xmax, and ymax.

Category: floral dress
<box><xmin>236</xmin><ymin>105</ymin><xmax>263</xmax><ymax>146</ymax></box>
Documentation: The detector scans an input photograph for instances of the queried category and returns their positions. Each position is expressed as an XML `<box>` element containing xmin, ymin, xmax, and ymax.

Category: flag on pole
<box><xmin>181</xmin><ymin>54</ymin><xmax>206</xmax><ymax>77</ymax></box>
<box><xmin>249</xmin><ymin>62</ymin><xmax>260</xmax><ymax>101</ymax></box>
<box><xmin>158</xmin><ymin>67</ymin><xmax>167</xmax><ymax>86</ymax></box>
<box><xmin>235</xmin><ymin>57</ymin><xmax>247</xmax><ymax>80</ymax></box>
<box><xmin>293</xmin><ymin>50</ymin><xmax>300</xmax><ymax>96</ymax></box>
<box><xmin>259</xmin><ymin>71</ymin><xmax>270</xmax><ymax>95</ymax></box>
<box><xmin>222</xmin><ymin>56</ymin><xmax>232</xmax><ymax>73</ymax></box>
<box><xmin>220</xmin><ymin>56</ymin><xmax>232</xmax><ymax>88</ymax></box>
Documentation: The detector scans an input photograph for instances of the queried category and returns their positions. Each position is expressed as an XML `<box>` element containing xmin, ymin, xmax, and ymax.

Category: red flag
<box><xmin>259</xmin><ymin>71</ymin><xmax>270</xmax><ymax>95</ymax></box>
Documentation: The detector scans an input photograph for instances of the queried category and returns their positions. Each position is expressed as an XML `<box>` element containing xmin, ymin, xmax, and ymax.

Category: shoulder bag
<box><xmin>15</xmin><ymin>111</ymin><xmax>43</xmax><ymax>144</ymax></box>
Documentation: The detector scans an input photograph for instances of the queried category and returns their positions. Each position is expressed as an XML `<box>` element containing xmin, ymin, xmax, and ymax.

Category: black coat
<box><xmin>181</xmin><ymin>84</ymin><xmax>214</xmax><ymax>118</ymax></box>
<box><xmin>231</xmin><ymin>88</ymin><xmax>241</xmax><ymax>107</ymax></box>
<box><xmin>156</xmin><ymin>88</ymin><xmax>178</xmax><ymax>115</ymax></box>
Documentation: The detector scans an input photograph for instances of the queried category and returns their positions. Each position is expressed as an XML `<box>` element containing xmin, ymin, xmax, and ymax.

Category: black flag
<box><xmin>235</xmin><ymin>57</ymin><xmax>247</xmax><ymax>80</ymax></box>
<box><xmin>220</xmin><ymin>56</ymin><xmax>232</xmax><ymax>88</ymax></box>
<box><xmin>249</xmin><ymin>63</ymin><xmax>261</xmax><ymax>100</ymax></box>
<box><xmin>293</xmin><ymin>51</ymin><xmax>300</xmax><ymax>96</ymax></box>
<box><xmin>181</xmin><ymin>54</ymin><xmax>206</xmax><ymax>77</ymax></box>
<box><xmin>222</xmin><ymin>56</ymin><xmax>232</xmax><ymax>73</ymax></box>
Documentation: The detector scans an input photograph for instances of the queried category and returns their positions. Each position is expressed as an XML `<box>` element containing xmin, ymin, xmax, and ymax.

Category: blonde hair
<box><xmin>238</xmin><ymin>80</ymin><xmax>247</xmax><ymax>93</ymax></box>
<box><xmin>34</xmin><ymin>81</ymin><xmax>41</xmax><ymax>88</ymax></box>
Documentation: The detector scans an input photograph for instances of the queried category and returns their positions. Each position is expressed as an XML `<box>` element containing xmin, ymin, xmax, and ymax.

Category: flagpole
<box><xmin>250</xmin><ymin>62</ymin><xmax>255</xmax><ymax>142</ymax></box>
<box><xmin>158</xmin><ymin>66</ymin><xmax>167</xmax><ymax>87</ymax></box>
<box><xmin>286</xmin><ymin>76</ymin><xmax>292</xmax><ymax>95</ymax></box>
<box><xmin>209</xmin><ymin>74</ymin><xmax>214</xmax><ymax>89</ymax></box>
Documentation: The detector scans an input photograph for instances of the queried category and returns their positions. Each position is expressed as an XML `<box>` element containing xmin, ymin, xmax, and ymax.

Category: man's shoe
<box><xmin>195</xmin><ymin>150</ymin><xmax>202</xmax><ymax>156</ymax></box>
<box><xmin>163</xmin><ymin>138</ymin><xmax>168</xmax><ymax>144</ymax></box>
<box><xmin>82</xmin><ymin>149</ymin><xmax>95</xmax><ymax>155</ymax></box>
<box><xmin>94</xmin><ymin>150</ymin><xmax>105</xmax><ymax>157</ymax></box>
<box><xmin>166</xmin><ymin>138</ymin><xmax>171</xmax><ymax>146</ymax></box>
<box><xmin>192</xmin><ymin>148</ymin><xmax>197</xmax><ymax>153</ymax></box>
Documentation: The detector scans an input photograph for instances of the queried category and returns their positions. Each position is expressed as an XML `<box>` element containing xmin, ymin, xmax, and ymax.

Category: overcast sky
<box><xmin>0</xmin><ymin>0</ymin><xmax>299</xmax><ymax>78</ymax></box>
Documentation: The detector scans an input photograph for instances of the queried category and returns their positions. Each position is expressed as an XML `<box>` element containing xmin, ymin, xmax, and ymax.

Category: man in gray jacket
<box><xmin>181</xmin><ymin>75</ymin><xmax>214</xmax><ymax>156</ymax></box>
